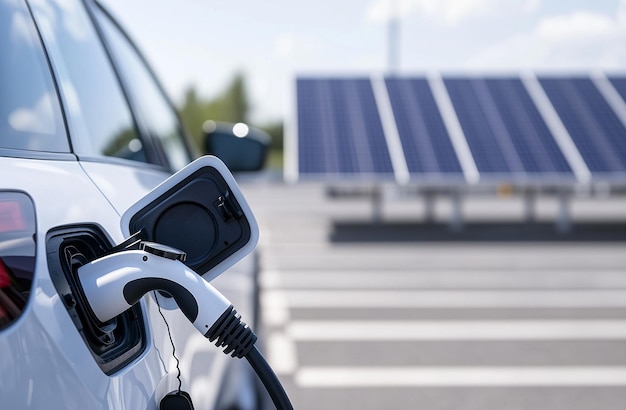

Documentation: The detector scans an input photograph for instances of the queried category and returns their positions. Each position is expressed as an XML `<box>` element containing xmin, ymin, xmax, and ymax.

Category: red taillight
<box><xmin>0</xmin><ymin>200</ymin><xmax>26</xmax><ymax>232</ymax></box>
<box><xmin>0</xmin><ymin>192</ymin><xmax>36</xmax><ymax>329</ymax></box>
<box><xmin>0</xmin><ymin>259</ymin><xmax>10</xmax><ymax>288</ymax></box>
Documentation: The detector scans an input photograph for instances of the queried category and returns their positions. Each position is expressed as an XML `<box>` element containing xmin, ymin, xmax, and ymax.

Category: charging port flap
<box><xmin>121</xmin><ymin>156</ymin><xmax>259</xmax><ymax>282</ymax></box>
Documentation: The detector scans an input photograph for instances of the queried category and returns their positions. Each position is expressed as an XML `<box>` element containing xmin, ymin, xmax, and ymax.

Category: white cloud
<box><xmin>366</xmin><ymin>0</ymin><xmax>541</xmax><ymax>25</ymax></box>
<box><xmin>55</xmin><ymin>0</ymin><xmax>91</xmax><ymax>41</ymax></box>
<box><xmin>619</xmin><ymin>0</ymin><xmax>626</xmax><ymax>23</ymax></box>
<box><xmin>30</xmin><ymin>0</ymin><xmax>90</xmax><ymax>43</ymax></box>
<box><xmin>10</xmin><ymin>11</ymin><xmax>35</xmax><ymax>46</ymax></box>
<box><xmin>274</xmin><ymin>34</ymin><xmax>296</xmax><ymax>58</ymax></box>
<box><xmin>9</xmin><ymin>93</ymin><xmax>56</xmax><ymax>135</ymax></box>
<box><xmin>61</xmin><ymin>80</ymin><xmax>82</xmax><ymax>117</ymax></box>
<box><xmin>537</xmin><ymin>11</ymin><xmax>616</xmax><ymax>41</ymax></box>
<box><xmin>366</xmin><ymin>0</ymin><xmax>414</xmax><ymax>23</ymax></box>
<box><xmin>467</xmin><ymin>5</ymin><xmax>626</xmax><ymax>70</ymax></box>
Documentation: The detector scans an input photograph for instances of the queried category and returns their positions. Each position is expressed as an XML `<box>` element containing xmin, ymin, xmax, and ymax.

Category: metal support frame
<box><xmin>324</xmin><ymin>182</ymin><xmax>626</xmax><ymax>233</ymax></box>
<box><xmin>449</xmin><ymin>192</ymin><xmax>463</xmax><ymax>232</ymax></box>
<box><xmin>423</xmin><ymin>191</ymin><xmax>435</xmax><ymax>223</ymax></box>
<box><xmin>524</xmin><ymin>190</ymin><xmax>536</xmax><ymax>223</ymax></box>
<box><xmin>372</xmin><ymin>185</ymin><xmax>384</xmax><ymax>222</ymax></box>
<box><xmin>556</xmin><ymin>191</ymin><xmax>571</xmax><ymax>233</ymax></box>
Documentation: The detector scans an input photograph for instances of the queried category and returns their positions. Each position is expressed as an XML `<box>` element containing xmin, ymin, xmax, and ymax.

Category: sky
<box><xmin>101</xmin><ymin>0</ymin><xmax>626</xmax><ymax>124</ymax></box>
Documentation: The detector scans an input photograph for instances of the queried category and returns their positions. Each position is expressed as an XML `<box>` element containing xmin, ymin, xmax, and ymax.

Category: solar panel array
<box><xmin>292</xmin><ymin>74</ymin><xmax>626</xmax><ymax>186</ymax></box>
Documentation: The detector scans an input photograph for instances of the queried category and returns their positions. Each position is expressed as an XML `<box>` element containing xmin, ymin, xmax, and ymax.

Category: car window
<box><xmin>0</xmin><ymin>0</ymin><xmax>68</xmax><ymax>153</ymax></box>
<box><xmin>93</xmin><ymin>6</ymin><xmax>191</xmax><ymax>171</ymax></box>
<box><xmin>28</xmin><ymin>0</ymin><xmax>149</xmax><ymax>163</ymax></box>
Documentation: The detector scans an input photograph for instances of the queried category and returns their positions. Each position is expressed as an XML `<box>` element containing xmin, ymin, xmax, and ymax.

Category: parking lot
<box><xmin>241</xmin><ymin>180</ymin><xmax>626</xmax><ymax>410</ymax></box>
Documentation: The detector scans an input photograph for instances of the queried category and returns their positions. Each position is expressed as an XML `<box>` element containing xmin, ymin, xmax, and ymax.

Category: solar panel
<box><xmin>385</xmin><ymin>77</ymin><xmax>463</xmax><ymax>176</ymax></box>
<box><xmin>444</xmin><ymin>77</ymin><xmax>512</xmax><ymax>174</ymax></box>
<box><xmin>484</xmin><ymin>78</ymin><xmax>573</xmax><ymax>175</ymax></box>
<box><xmin>538</xmin><ymin>76</ymin><xmax>626</xmax><ymax>174</ymax></box>
<box><xmin>444</xmin><ymin>77</ymin><xmax>573</xmax><ymax>177</ymax></box>
<box><xmin>608</xmin><ymin>75</ymin><xmax>626</xmax><ymax>102</ymax></box>
<box><xmin>296</xmin><ymin>78</ymin><xmax>394</xmax><ymax>178</ymax></box>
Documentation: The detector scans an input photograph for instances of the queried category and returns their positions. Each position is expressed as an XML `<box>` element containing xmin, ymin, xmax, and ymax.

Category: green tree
<box><xmin>178</xmin><ymin>73</ymin><xmax>250</xmax><ymax>150</ymax></box>
<box><xmin>258</xmin><ymin>121</ymin><xmax>284</xmax><ymax>169</ymax></box>
<box><xmin>259</xmin><ymin>121</ymin><xmax>283</xmax><ymax>151</ymax></box>
<box><xmin>179</xmin><ymin>87</ymin><xmax>207</xmax><ymax>150</ymax></box>
<box><xmin>220</xmin><ymin>73</ymin><xmax>249</xmax><ymax>124</ymax></box>
<box><xmin>177</xmin><ymin>72</ymin><xmax>284</xmax><ymax>168</ymax></box>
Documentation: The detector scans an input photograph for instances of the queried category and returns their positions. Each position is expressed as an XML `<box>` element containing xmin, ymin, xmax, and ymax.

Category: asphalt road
<box><xmin>240</xmin><ymin>180</ymin><xmax>626</xmax><ymax>410</ymax></box>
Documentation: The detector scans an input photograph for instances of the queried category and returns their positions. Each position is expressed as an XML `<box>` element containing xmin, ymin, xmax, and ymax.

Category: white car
<box><xmin>0</xmin><ymin>0</ymin><xmax>266</xmax><ymax>408</ymax></box>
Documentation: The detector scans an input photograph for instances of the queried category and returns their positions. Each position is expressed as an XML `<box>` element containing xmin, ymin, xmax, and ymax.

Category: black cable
<box><xmin>153</xmin><ymin>291</ymin><xmax>183</xmax><ymax>393</ymax></box>
<box><xmin>206</xmin><ymin>306</ymin><xmax>293</xmax><ymax>410</ymax></box>
<box><xmin>245</xmin><ymin>345</ymin><xmax>293</xmax><ymax>410</ymax></box>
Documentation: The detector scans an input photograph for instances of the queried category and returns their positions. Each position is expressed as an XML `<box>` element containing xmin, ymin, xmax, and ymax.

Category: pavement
<box><xmin>240</xmin><ymin>180</ymin><xmax>626</xmax><ymax>410</ymax></box>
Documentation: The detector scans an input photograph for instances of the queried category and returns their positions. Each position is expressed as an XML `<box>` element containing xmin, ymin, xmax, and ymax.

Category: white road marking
<box><xmin>260</xmin><ymin>269</ymin><xmax>626</xmax><ymax>289</ymax></box>
<box><xmin>261</xmin><ymin>289</ymin><xmax>291</xmax><ymax>326</ymax></box>
<box><xmin>286</xmin><ymin>320</ymin><xmax>626</xmax><ymax>341</ymax></box>
<box><xmin>296</xmin><ymin>367</ymin><xmax>626</xmax><ymax>387</ymax></box>
<box><xmin>262</xmin><ymin>289</ymin><xmax>626</xmax><ymax>309</ymax></box>
<box><xmin>266</xmin><ymin>332</ymin><xmax>298</xmax><ymax>375</ymax></box>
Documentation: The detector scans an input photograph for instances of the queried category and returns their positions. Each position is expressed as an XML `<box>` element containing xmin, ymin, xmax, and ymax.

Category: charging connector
<box><xmin>77</xmin><ymin>244</ymin><xmax>293</xmax><ymax>410</ymax></box>
<box><xmin>206</xmin><ymin>305</ymin><xmax>256</xmax><ymax>358</ymax></box>
<box><xmin>206</xmin><ymin>306</ymin><xmax>293</xmax><ymax>410</ymax></box>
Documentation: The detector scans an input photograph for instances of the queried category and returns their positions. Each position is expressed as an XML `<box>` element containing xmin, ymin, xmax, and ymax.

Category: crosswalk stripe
<box><xmin>295</xmin><ymin>367</ymin><xmax>626</xmax><ymax>387</ymax></box>
<box><xmin>262</xmin><ymin>289</ymin><xmax>626</xmax><ymax>308</ymax></box>
<box><xmin>286</xmin><ymin>320</ymin><xmax>626</xmax><ymax>341</ymax></box>
<box><xmin>260</xmin><ymin>269</ymin><xmax>626</xmax><ymax>289</ymax></box>
<box><xmin>266</xmin><ymin>332</ymin><xmax>298</xmax><ymax>374</ymax></box>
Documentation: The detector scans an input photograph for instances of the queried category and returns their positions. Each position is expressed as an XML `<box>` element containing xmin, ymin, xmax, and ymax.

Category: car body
<box><xmin>0</xmin><ymin>0</ymin><xmax>259</xmax><ymax>408</ymax></box>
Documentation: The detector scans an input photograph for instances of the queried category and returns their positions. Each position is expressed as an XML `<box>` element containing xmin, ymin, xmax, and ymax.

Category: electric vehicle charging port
<box><xmin>46</xmin><ymin>225</ymin><xmax>146</xmax><ymax>375</ymax></box>
<box><xmin>214</xmin><ymin>190</ymin><xmax>243</xmax><ymax>222</ymax></box>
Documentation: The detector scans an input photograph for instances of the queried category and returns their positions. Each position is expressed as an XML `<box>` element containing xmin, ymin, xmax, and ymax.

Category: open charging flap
<box><xmin>121</xmin><ymin>156</ymin><xmax>259</xmax><ymax>281</ymax></box>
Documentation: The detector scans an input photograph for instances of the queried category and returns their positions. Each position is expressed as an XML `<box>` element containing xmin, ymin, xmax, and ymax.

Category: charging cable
<box><xmin>78</xmin><ymin>242</ymin><xmax>293</xmax><ymax>410</ymax></box>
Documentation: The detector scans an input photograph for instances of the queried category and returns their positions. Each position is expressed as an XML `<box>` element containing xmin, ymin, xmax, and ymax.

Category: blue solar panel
<box><xmin>385</xmin><ymin>77</ymin><xmax>463</xmax><ymax>175</ymax></box>
<box><xmin>295</xmin><ymin>74</ymin><xmax>626</xmax><ymax>184</ymax></box>
<box><xmin>444</xmin><ymin>77</ymin><xmax>573</xmax><ymax>176</ymax></box>
<box><xmin>484</xmin><ymin>78</ymin><xmax>572</xmax><ymax>175</ymax></box>
<box><xmin>539</xmin><ymin>76</ymin><xmax>626</xmax><ymax>174</ymax></box>
<box><xmin>296</xmin><ymin>78</ymin><xmax>394</xmax><ymax>177</ymax></box>
<box><xmin>608</xmin><ymin>76</ymin><xmax>626</xmax><ymax>101</ymax></box>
